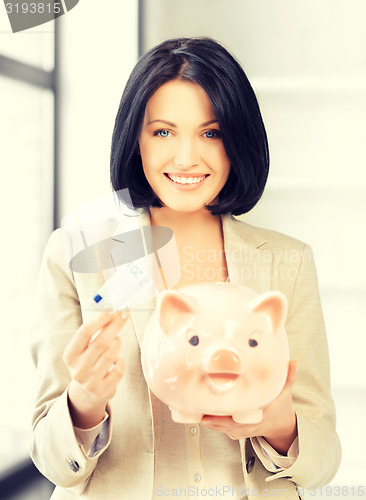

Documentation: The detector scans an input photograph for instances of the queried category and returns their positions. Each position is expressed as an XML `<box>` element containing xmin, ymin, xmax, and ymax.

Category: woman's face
<box><xmin>138</xmin><ymin>79</ymin><xmax>231</xmax><ymax>214</ymax></box>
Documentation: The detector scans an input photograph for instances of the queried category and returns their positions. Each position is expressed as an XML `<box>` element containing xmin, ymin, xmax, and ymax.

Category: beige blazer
<box><xmin>30</xmin><ymin>211</ymin><xmax>341</xmax><ymax>499</ymax></box>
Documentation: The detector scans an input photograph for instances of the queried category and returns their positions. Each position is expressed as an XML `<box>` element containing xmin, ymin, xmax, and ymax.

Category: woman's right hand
<box><xmin>62</xmin><ymin>309</ymin><xmax>129</xmax><ymax>429</ymax></box>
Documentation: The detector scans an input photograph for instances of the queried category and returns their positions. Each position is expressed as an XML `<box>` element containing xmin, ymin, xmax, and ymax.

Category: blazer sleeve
<box><xmin>267</xmin><ymin>243</ymin><xmax>341</xmax><ymax>488</ymax></box>
<box><xmin>29</xmin><ymin>228</ymin><xmax>112</xmax><ymax>494</ymax></box>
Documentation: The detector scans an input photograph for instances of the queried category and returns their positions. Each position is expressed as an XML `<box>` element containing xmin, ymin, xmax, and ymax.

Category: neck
<box><xmin>149</xmin><ymin>207</ymin><xmax>221</xmax><ymax>234</ymax></box>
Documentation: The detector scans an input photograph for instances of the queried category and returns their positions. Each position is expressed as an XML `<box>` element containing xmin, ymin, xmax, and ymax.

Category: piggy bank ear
<box><xmin>158</xmin><ymin>290</ymin><xmax>197</xmax><ymax>335</ymax></box>
<box><xmin>249</xmin><ymin>291</ymin><xmax>288</xmax><ymax>334</ymax></box>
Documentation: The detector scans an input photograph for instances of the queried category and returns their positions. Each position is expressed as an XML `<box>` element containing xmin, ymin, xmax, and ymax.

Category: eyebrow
<box><xmin>146</xmin><ymin>119</ymin><xmax>219</xmax><ymax>128</ymax></box>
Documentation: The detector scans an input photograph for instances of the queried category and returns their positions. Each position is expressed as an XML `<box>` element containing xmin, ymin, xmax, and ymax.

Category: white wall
<box><xmin>58</xmin><ymin>0</ymin><xmax>138</xmax><ymax>220</ymax></box>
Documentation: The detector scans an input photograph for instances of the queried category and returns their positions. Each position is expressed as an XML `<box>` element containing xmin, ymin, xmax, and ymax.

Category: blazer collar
<box><xmin>221</xmin><ymin>213</ymin><xmax>268</xmax><ymax>249</ymax></box>
<box><xmin>221</xmin><ymin>213</ymin><xmax>273</xmax><ymax>294</ymax></box>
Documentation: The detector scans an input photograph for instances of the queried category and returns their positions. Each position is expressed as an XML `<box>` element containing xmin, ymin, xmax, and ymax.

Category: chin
<box><xmin>170</xmin><ymin>204</ymin><xmax>207</xmax><ymax>214</ymax></box>
<box><xmin>156</xmin><ymin>196</ymin><xmax>204</xmax><ymax>213</ymax></box>
<box><xmin>153</xmin><ymin>191</ymin><xmax>220</xmax><ymax>215</ymax></box>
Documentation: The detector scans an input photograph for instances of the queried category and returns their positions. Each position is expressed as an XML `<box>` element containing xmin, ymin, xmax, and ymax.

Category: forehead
<box><xmin>144</xmin><ymin>79</ymin><xmax>217</xmax><ymax>122</ymax></box>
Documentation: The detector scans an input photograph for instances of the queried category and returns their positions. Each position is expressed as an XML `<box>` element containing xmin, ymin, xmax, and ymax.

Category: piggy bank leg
<box><xmin>170</xmin><ymin>409</ymin><xmax>203</xmax><ymax>424</ymax></box>
<box><xmin>232</xmin><ymin>409</ymin><xmax>263</xmax><ymax>424</ymax></box>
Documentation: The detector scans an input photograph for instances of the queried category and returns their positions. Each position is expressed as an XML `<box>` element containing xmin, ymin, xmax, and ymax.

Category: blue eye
<box><xmin>204</xmin><ymin>129</ymin><xmax>221</xmax><ymax>139</ymax></box>
<box><xmin>155</xmin><ymin>130</ymin><xmax>170</xmax><ymax>138</ymax></box>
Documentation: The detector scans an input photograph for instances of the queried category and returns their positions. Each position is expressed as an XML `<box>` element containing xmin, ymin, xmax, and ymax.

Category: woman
<box><xmin>30</xmin><ymin>37</ymin><xmax>341</xmax><ymax>499</ymax></box>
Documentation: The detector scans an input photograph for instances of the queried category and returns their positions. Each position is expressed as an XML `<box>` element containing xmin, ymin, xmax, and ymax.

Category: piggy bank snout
<box><xmin>203</xmin><ymin>347</ymin><xmax>244</xmax><ymax>394</ymax></box>
<box><xmin>203</xmin><ymin>347</ymin><xmax>244</xmax><ymax>375</ymax></box>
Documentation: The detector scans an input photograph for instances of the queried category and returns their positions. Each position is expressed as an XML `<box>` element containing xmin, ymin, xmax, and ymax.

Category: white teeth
<box><xmin>167</xmin><ymin>174</ymin><xmax>206</xmax><ymax>184</ymax></box>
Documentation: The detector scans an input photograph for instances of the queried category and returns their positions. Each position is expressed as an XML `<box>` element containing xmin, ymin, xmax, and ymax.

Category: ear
<box><xmin>249</xmin><ymin>291</ymin><xmax>288</xmax><ymax>334</ymax></box>
<box><xmin>158</xmin><ymin>290</ymin><xmax>198</xmax><ymax>335</ymax></box>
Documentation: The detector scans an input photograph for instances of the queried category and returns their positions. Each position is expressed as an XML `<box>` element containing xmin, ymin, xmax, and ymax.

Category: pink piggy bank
<box><xmin>141</xmin><ymin>282</ymin><xmax>289</xmax><ymax>424</ymax></box>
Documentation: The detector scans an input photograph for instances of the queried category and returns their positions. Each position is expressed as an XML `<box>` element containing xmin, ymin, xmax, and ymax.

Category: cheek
<box><xmin>203</xmin><ymin>142</ymin><xmax>229</xmax><ymax>166</ymax></box>
<box><xmin>214</xmin><ymin>147</ymin><xmax>231</xmax><ymax>180</ymax></box>
<box><xmin>140</xmin><ymin>139</ymin><xmax>173</xmax><ymax>169</ymax></box>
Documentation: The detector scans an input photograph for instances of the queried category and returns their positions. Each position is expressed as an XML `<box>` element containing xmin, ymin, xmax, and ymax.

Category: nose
<box><xmin>174</xmin><ymin>138</ymin><xmax>199</xmax><ymax>168</ymax></box>
<box><xmin>203</xmin><ymin>347</ymin><xmax>244</xmax><ymax>375</ymax></box>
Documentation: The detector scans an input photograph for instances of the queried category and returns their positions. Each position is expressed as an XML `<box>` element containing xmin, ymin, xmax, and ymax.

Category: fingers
<box><xmin>201</xmin><ymin>416</ymin><xmax>236</xmax><ymax>431</ymax></box>
<box><xmin>63</xmin><ymin>309</ymin><xmax>129</xmax><ymax>391</ymax></box>
<box><xmin>85</xmin><ymin>357</ymin><xmax>126</xmax><ymax>401</ymax></box>
<box><xmin>64</xmin><ymin>310</ymin><xmax>130</xmax><ymax>426</ymax></box>
<box><xmin>101</xmin><ymin>358</ymin><xmax>126</xmax><ymax>399</ymax></box>
<box><xmin>201</xmin><ymin>416</ymin><xmax>255</xmax><ymax>441</ymax></box>
<box><xmin>93</xmin><ymin>337</ymin><xmax>122</xmax><ymax>376</ymax></box>
<box><xmin>82</xmin><ymin>315</ymin><xmax>127</xmax><ymax>366</ymax></box>
<box><xmin>69</xmin><ymin>310</ymin><xmax>128</xmax><ymax>356</ymax></box>
<box><xmin>63</xmin><ymin>310</ymin><xmax>129</xmax><ymax>366</ymax></box>
<box><xmin>104</xmin><ymin>357</ymin><xmax>125</xmax><ymax>381</ymax></box>
<box><xmin>284</xmin><ymin>360</ymin><xmax>299</xmax><ymax>388</ymax></box>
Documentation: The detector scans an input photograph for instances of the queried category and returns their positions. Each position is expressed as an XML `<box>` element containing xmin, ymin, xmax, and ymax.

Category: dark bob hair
<box><xmin>110</xmin><ymin>37</ymin><xmax>269</xmax><ymax>216</ymax></box>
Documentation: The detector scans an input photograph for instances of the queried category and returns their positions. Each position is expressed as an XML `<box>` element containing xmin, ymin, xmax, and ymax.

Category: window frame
<box><xmin>0</xmin><ymin>22</ymin><xmax>59</xmax><ymax>229</ymax></box>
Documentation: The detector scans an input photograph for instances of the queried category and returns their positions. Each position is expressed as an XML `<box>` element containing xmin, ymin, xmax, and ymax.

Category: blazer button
<box><xmin>246</xmin><ymin>456</ymin><xmax>255</xmax><ymax>473</ymax></box>
<box><xmin>68</xmin><ymin>460</ymin><xmax>80</xmax><ymax>473</ymax></box>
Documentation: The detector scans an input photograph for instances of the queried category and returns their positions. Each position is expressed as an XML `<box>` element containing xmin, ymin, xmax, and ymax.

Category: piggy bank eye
<box><xmin>248</xmin><ymin>331</ymin><xmax>260</xmax><ymax>348</ymax></box>
<box><xmin>189</xmin><ymin>335</ymin><xmax>199</xmax><ymax>346</ymax></box>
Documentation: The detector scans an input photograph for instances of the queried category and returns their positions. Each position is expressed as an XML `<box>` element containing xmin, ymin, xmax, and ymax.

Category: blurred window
<box><xmin>0</xmin><ymin>31</ymin><xmax>54</xmax><ymax>70</ymax></box>
<box><xmin>0</xmin><ymin>23</ymin><xmax>55</xmax><ymax>475</ymax></box>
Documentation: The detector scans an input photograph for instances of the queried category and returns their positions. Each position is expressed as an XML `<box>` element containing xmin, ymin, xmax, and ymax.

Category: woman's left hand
<box><xmin>200</xmin><ymin>360</ymin><xmax>298</xmax><ymax>455</ymax></box>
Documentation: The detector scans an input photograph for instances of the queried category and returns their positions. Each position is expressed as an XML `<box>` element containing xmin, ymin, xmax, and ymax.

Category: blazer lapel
<box><xmin>222</xmin><ymin>214</ymin><xmax>273</xmax><ymax>294</ymax></box>
<box><xmin>109</xmin><ymin>209</ymin><xmax>157</xmax><ymax>348</ymax></box>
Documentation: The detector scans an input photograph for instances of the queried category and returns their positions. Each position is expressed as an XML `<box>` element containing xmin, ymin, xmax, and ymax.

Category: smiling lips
<box><xmin>165</xmin><ymin>173</ymin><xmax>209</xmax><ymax>185</ymax></box>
